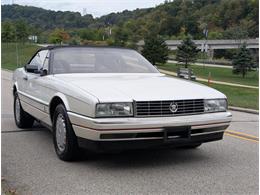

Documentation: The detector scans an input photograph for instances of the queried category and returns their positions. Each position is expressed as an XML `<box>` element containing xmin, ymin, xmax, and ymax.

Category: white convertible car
<box><xmin>13</xmin><ymin>46</ymin><xmax>232</xmax><ymax>161</ymax></box>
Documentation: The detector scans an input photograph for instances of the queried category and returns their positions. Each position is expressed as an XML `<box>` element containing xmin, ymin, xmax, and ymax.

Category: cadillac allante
<box><xmin>12</xmin><ymin>46</ymin><xmax>232</xmax><ymax>161</ymax></box>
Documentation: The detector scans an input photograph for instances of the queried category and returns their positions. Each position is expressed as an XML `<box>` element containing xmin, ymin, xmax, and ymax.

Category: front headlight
<box><xmin>96</xmin><ymin>103</ymin><xmax>133</xmax><ymax>117</ymax></box>
<box><xmin>204</xmin><ymin>99</ymin><xmax>227</xmax><ymax>112</ymax></box>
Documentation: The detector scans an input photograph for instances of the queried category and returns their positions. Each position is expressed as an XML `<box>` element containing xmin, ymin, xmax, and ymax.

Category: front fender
<box><xmin>51</xmin><ymin>92</ymin><xmax>70</xmax><ymax>111</ymax></box>
<box><xmin>50</xmin><ymin>92</ymin><xmax>96</xmax><ymax>117</ymax></box>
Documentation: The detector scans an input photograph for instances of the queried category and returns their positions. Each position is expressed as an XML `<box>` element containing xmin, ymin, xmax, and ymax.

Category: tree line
<box><xmin>2</xmin><ymin>20</ymin><xmax>32</xmax><ymax>43</ymax></box>
<box><xmin>2</xmin><ymin>0</ymin><xmax>259</xmax><ymax>46</ymax></box>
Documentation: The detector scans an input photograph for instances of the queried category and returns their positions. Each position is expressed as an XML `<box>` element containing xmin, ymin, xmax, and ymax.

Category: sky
<box><xmin>1</xmin><ymin>0</ymin><xmax>165</xmax><ymax>17</ymax></box>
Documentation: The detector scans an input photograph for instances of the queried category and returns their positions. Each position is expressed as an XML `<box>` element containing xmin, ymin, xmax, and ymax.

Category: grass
<box><xmin>2</xmin><ymin>43</ymin><xmax>41</xmax><ymax>70</ymax></box>
<box><xmin>158</xmin><ymin>63</ymin><xmax>259</xmax><ymax>86</ymax></box>
<box><xmin>199</xmin><ymin>81</ymin><xmax>259</xmax><ymax>109</ymax></box>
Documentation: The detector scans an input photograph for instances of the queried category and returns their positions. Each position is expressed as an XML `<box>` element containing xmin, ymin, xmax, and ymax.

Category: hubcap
<box><xmin>15</xmin><ymin>97</ymin><xmax>21</xmax><ymax>123</ymax></box>
<box><xmin>55</xmin><ymin>114</ymin><xmax>67</xmax><ymax>152</ymax></box>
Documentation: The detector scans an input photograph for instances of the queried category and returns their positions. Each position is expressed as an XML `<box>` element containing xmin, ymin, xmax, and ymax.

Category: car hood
<box><xmin>54</xmin><ymin>73</ymin><xmax>226</xmax><ymax>102</ymax></box>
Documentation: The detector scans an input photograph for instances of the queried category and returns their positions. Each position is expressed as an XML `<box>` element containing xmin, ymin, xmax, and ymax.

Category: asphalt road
<box><xmin>1</xmin><ymin>70</ymin><xmax>259</xmax><ymax>195</ymax></box>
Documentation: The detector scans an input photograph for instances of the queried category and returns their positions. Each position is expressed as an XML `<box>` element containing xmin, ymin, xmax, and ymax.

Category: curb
<box><xmin>229</xmin><ymin>106</ymin><xmax>259</xmax><ymax>115</ymax></box>
<box><xmin>1</xmin><ymin>69</ymin><xmax>14</xmax><ymax>73</ymax></box>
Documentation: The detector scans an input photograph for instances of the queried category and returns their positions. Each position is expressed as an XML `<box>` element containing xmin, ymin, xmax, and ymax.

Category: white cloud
<box><xmin>2</xmin><ymin>0</ymin><xmax>165</xmax><ymax>17</ymax></box>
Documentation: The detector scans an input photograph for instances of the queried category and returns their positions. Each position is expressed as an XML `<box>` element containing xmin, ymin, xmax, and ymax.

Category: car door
<box><xmin>29</xmin><ymin>50</ymin><xmax>52</xmax><ymax>109</ymax></box>
<box><xmin>23</xmin><ymin>50</ymin><xmax>49</xmax><ymax>114</ymax></box>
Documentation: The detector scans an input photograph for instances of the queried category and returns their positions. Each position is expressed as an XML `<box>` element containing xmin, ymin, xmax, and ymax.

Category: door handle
<box><xmin>23</xmin><ymin>76</ymin><xmax>28</xmax><ymax>81</ymax></box>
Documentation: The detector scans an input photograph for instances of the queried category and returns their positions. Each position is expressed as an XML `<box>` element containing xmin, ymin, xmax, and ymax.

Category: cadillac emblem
<box><xmin>169</xmin><ymin>102</ymin><xmax>178</xmax><ymax>113</ymax></box>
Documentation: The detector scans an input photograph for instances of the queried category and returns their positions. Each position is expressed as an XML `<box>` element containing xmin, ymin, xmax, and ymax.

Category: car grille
<box><xmin>135</xmin><ymin>99</ymin><xmax>205</xmax><ymax>117</ymax></box>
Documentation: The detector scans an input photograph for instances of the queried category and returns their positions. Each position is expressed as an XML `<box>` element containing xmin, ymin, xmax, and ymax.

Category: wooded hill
<box><xmin>2</xmin><ymin>0</ymin><xmax>259</xmax><ymax>41</ymax></box>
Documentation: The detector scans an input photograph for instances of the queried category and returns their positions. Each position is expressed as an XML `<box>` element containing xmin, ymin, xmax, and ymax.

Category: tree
<box><xmin>176</xmin><ymin>36</ymin><xmax>199</xmax><ymax>68</ymax></box>
<box><xmin>1</xmin><ymin>21</ymin><xmax>15</xmax><ymax>43</ymax></box>
<box><xmin>79</xmin><ymin>29</ymin><xmax>97</xmax><ymax>41</ymax></box>
<box><xmin>113</xmin><ymin>27</ymin><xmax>129</xmax><ymax>46</ymax></box>
<box><xmin>15</xmin><ymin>20</ymin><xmax>29</xmax><ymax>43</ymax></box>
<box><xmin>223</xmin><ymin>26</ymin><xmax>249</xmax><ymax>41</ymax></box>
<box><xmin>49</xmin><ymin>28</ymin><xmax>70</xmax><ymax>44</ymax></box>
<box><xmin>232</xmin><ymin>43</ymin><xmax>255</xmax><ymax>78</ymax></box>
<box><xmin>141</xmin><ymin>34</ymin><xmax>169</xmax><ymax>65</ymax></box>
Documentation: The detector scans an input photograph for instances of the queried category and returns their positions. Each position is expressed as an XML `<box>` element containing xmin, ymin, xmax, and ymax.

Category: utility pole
<box><xmin>202</xmin><ymin>24</ymin><xmax>208</xmax><ymax>69</ymax></box>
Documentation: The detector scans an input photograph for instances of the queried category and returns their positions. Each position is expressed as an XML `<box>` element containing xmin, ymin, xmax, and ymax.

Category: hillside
<box><xmin>2</xmin><ymin>0</ymin><xmax>259</xmax><ymax>42</ymax></box>
<box><xmin>1</xmin><ymin>4</ymin><xmax>152</xmax><ymax>29</ymax></box>
<box><xmin>2</xmin><ymin>4</ymin><xmax>94</xmax><ymax>29</ymax></box>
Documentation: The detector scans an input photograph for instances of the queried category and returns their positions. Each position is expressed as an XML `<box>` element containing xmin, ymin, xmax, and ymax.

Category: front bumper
<box><xmin>68</xmin><ymin>111</ymin><xmax>232</xmax><ymax>142</ymax></box>
<box><xmin>77</xmin><ymin>131</ymin><xmax>224</xmax><ymax>152</ymax></box>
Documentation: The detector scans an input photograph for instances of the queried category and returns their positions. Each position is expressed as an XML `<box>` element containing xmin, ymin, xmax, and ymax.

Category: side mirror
<box><xmin>40</xmin><ymin>69</ymin><xmax>48</xmax><ymax>76</ymax></box>
<box><xmin>25</xmin><ymin>64</ymin><xmax>39</xmax><ymax>73</ymax></box>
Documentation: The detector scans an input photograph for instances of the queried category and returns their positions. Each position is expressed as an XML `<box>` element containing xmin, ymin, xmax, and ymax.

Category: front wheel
<box><xmin>53</xmin><ymin>104</ymin><xmax>79</xmax><ymax>161</ymax></box>
<box><xmin>14</xmin><ymin>92</ymin><xmax>35</xmax><ymax>128</ymax></box>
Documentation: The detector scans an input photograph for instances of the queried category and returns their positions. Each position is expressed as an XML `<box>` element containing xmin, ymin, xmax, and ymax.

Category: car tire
<box><xmin>53</xmin><ymin>104</ymin><xmax>79</xmax><ymax>161</ymax></box>
<box><xmin>179</xmin><ymin>143</ymin><xmax>202</xmax><ymax>149</ymax></box>
<box><xmin>14</xmin><ymin>92</ymin><xmax>35</xmax><ymax>128</ymax></box>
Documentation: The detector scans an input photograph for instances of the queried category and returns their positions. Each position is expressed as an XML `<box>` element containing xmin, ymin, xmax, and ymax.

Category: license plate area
<box><xmin>163</xmin><ymin>126</ymin><xmax>191</xmax><ymax>143</ymax></box>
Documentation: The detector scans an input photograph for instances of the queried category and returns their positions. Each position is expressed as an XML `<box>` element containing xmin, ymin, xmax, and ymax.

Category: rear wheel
<box><xmin>14</xmin><ymin>92</ymin><xmax>35</xmax><ymax>128</ymax></box>
<box><xmin>53</xmin><ymin>104</ymin><xmax>79</xmax><ymax>161</ymax></box>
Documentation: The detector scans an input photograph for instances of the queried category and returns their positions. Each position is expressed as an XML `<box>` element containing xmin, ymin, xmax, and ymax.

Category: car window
<box><xmin>29</xmin><ymin>50</ymin><xmax>48</xmax><ymax>70</ymax></box>
<box><xmin>52</xmin><ymin>48</ymin><xmax>159</xmax><ymax>74</ymax></box>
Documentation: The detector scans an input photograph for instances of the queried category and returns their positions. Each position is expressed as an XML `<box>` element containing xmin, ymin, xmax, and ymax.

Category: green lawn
<box><xmin>198</xmin><ymin>81</ymin><xmax>259</xmax><ymax>109</ymax></box>
<box><xmin>158</xmin><ymin>63</ymin><xmax>259</xmax><ymax>86</ymax></box>
<box><xmin>2</xmin><ymin>43</ymin><xmax>41</xmax><ymax>70</ymax></box>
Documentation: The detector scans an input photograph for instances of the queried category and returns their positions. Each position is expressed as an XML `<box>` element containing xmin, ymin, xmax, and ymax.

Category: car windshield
<box><xmin>52</xmin><ymin>47</ymin><xmax>159</xmax><ymax>74</ymax></box>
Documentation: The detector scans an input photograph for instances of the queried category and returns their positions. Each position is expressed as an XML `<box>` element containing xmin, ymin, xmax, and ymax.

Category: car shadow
<box><xmin>74</xmin><ymin>145</ymin><xmax>212</xmax><ymax>170</ymax></box>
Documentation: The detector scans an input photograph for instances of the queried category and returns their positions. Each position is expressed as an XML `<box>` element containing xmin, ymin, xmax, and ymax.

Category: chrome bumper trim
<box><xmin>72</xmin><ymin>124</ymin><xmax>227</xmax><ymax>141</ymax></box>
<box><xmin>191</xmin><ymin>130</ymin><xmax>225</xmax><ymax>136</ymax></box>
<box><xmin>69</xmin><ymin>111</ymin><xmax>231</xmax><ymax>141</ymax></box>
<box><xmin>68</xmin><ymin>111</ymin><xmax>232</xmax><ymax>130</ymax></box>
